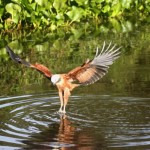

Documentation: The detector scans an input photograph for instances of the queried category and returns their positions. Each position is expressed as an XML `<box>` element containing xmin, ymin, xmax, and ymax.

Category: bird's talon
<box><xmin>58</xmin><ymin>109</ymin><xmax>62</xmax><ymax>113</ymax></box>
<box><xmin>58</xmin><ymin>109</ymin><xmax>66</xmax><ymax>114</ymax></box>
<box><xmin>62</xmin><ymin>110</ymin><xmax>66</xmax><ymax>114</ymax></box>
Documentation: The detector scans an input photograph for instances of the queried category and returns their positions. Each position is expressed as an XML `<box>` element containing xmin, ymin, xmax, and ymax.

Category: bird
<box><xmin>5</xmin><ymin>42</ymin><xmax>121</xmax><ymax>114</ymax></box>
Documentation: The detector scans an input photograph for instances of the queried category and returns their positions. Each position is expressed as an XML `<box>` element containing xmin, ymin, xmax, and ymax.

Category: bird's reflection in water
<box><xmin>21</xmin><ymin>114</ymin><xmax>103</xmax><ymax>150</ymax></box>
<box><xmin>58</xmin><ymin>114</ymin><xmax>76</xmax><ymax>143</ymax></box>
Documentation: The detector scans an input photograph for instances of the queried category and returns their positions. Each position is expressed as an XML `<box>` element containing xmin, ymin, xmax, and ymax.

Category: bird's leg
<box><xmin>58</xmin><ymin>90</ymin><xmax>64</xmax><ymax>113</ymax></box>
<box><xmin>62</xmin><ymin>88</ymin><xmax>71</xmax><ymax>114</ymax></box>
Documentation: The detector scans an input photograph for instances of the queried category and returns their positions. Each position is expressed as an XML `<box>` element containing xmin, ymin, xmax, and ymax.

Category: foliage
<box><xmin>0</xmin><ymin>23</ymin><xmax>150</xmax><ymax>97</ymax></box>
<box><xmin>0</xmin><ymin>0</ymin><xmax>149</xmax><ymax>32</ymax></box>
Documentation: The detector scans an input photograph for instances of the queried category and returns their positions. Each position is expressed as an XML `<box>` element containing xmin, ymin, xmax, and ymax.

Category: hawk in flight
<box><xmin>6</xmin><ymin>42</ymin><xmax>121</xmax><ymax>113</ymax></box>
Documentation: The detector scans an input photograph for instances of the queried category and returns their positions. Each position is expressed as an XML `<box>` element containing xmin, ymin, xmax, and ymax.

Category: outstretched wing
<box><xmin>6</xmin><ymin>46</ymin><xmax>52</xmax><ymax>79</ymax></box>
<box><xmin>6</xmin><ymin>45</ymin><xmax>31</xmax><ymax>67</ymax></box>
<box><xmin>67</xmin><ymin>42</ymin><xmax>121</xmax><ymax>85</ymax></box>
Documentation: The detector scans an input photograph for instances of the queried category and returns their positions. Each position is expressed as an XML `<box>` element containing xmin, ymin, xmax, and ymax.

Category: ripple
<box><xmin>0</xmin><ymin>135</ymin><xmax>25</xmax><ymax>145</ymax></box>
<box><xmin>1</xmin><ymin>129</ymin><xmax>29</xmax><ymax>138</ymax></box>
<box><xmin>0</xmin><ymin>93</ymin><xmax>150</xmax><ymax>149</ymax></box>
<box><xmin>0</xmin><ymin>146</ymin><xmax>20</xmax><ymax>150</ymax></box>
<box><xmin>0</xmin><ymin>95</ymin><xmax>32</xmax><ymax>101</ymax></box>
<box><xmin>43</xmin><ymin>142</ymin><xmax>76</xmax><ymax>148</ymax></box>
<box><xmin>22</xmin><ymin>116</ymin><xmax>49</xmax><ymax>127</ymax></box>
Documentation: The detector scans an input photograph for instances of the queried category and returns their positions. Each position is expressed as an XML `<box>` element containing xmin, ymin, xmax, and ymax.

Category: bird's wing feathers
<box><xmin>6</xmin><ymin>45</ymin><xmax>31</xmax><ymax>67</ymax></box>
<box><xmin>31</xmin><ymin>63</ymin><xmax>52</xmax><ymax>78</ymax></box>
<box><xmin>6</xmin><ymin>42</ymin><xmax>121</xmax><ymax>84</ymax></box>
<box><xmin>67</xmin><ymin>42</ymin><xmax>121</xmax><ymax>85</ymax></box>
<box><xmin>6</xmin><ymin>46</ymin><xmax>52</xmax><ymax>79</ymax></box>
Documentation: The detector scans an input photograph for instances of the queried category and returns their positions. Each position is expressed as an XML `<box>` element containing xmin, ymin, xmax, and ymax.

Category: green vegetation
<box><xmin>0</xmin><ymin>23</ymin><xmax>150</xmax><ymax>96</ymax></box>
<box><xmin>0</xmin><ymin>0</ymin><xmax>149</xmax><ymax>32</ymax></box>
<box><xmin>0</xmin><ymin>0</ymin><xmax>149</xmax><ymax>97</ymax></box>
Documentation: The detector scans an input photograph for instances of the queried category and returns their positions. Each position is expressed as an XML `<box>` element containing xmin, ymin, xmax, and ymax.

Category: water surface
<box><xmin>0</xmin><ymin>93</ymin><xmax>150</xmax><ymax>149</ymax></box>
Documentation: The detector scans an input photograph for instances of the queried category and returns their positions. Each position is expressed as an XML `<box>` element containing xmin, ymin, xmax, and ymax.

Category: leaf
<box><xmin>23</xmin><ymin>10</ymin><xmax>30</xmax><ymax>18</ymax></box>
<box><xmin>124</xmin><ymin>20</ymin><xmax>132</xmax><ymax>31</ymax></box>
<box><xmin>50</xmin><ymin>24</ymin><xmax>57</xmax><ymax>31</ymax></box>
<box><xmin>0</xmin><ymin>6</ymin><xmax>4</xmax><ymax>18</ymax></box>
<box><xmin>28</xmin><ymin>0</ymin><xmax>33</xmax><ymax>3</ymax></box>
<box><xmin>99</xmin><ymin>25</ymin><xmax>109</xmax><ymax>33</ymax></box>
<box><xmin>71</xmin><ymin>27</ymin><xmax>83</xmax><ymax>39</ymax></box>
<box><xmin>53</xmin><ymin>0</ymin><xmax>67</xmax><ymax>12</ymax></box>
<box><xmin>13</xmin><ymin>15</ymin><xmax>19</xmax><ymax>24</ymax></box>
<box><xmin>102</xmin><ymin>5</ymin><xmax>110</xmax><ymax>13</ymax></box>
<box><xmin>111</xmin><ymin>3</ymin><xmax>121</xmax><ymax>17</ymax></box>
<box><xmin>35</xmin><ymin>0</ymin><xmax>44</xmax><ymax>6</ymax></box>
<box><xmin>121</xmin><ymin>0</ymin><xmax>132</xmax><ymax>9</ymax></box>
<box><xmin>5</xmin><ymin>3</ymin><xmax>21</xmax><ymax>14</ymax></box>
<box><xmin>5</xmin><ymin>3</ymin><xmax>21</xmax><ymax>23</ymax></box>
<box><xmin>94</xmin><ymin>0</ymin><xmax>104</xmax><ymax>2</ymax></box>
<box><xmin>66</xmin><ymin>6</ymin><xmax>84</xmax><ymax>22</ymax></box>
<box><xmin>12</xmin><ymin>0</ymin><xmax>21</xmax><ymax>3</ymax></box>
<box><xmin>21</xmin><ymin>1</ymin><xmax>34</xmax><ymax>13</ymax></box>
<box><xmin>75</xmin><ymin>0</ymin><xmax>88</xmax><ymax>6</ymax></box>
<box><xmin>53</xmin><ymin>40</ymin><xmax>62</xmax><ymax>49</ymax></box>
<box><xmin>56</xmin><ymin>13</ymin><xmax>64</xmax><ymax>20</ymax></box>
<box><xmin>0</xmin><ymin>23</ymin><xmax>3</xmax><ymax>29</ymax></box>
<box><xmin>30</xmin><ymin>3</ymin><xmax>36</xmax><ymax>10</ymax></box>
<box><xmin>109</xmin><ymin>18</ymin><xmax>121</xmax><ymax>32</ymax></box>
<box><xmin>121</xmin><ymin>20</ymin><xmax>132</xmax><ymax>32</ymax></box>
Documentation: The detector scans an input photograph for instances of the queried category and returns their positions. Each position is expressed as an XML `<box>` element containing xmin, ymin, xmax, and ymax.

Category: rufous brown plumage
<box><xmin>6</xmin><ymin>42</ymin><xmax>121</xmax><ymax>113</ymax></box>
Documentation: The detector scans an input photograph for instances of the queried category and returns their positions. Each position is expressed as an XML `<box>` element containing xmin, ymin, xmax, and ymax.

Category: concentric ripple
<box><xmin>0</xmin><ymin>93</ymin><xmax>150</xmax><ymax>149</ymax></box>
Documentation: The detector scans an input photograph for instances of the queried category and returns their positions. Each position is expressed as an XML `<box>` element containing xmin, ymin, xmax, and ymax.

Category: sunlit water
<box><xmin>0</xmin><ymin>92</ymin><xmax>150</xmax><ymax>150</ymax></box>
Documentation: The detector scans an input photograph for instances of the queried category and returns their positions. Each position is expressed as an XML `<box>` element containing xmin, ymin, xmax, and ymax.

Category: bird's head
<box><xmin>51</xmin><ymin>74</ymin><xmax>61</xmax><ymax>85</ymax></box>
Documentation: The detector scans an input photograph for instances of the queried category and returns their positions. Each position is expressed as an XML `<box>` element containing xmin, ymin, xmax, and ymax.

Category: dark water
<box><xmin>0</xmin><ymin>23</ymin><xmax>150</xmax><ymax>149</ymax></box>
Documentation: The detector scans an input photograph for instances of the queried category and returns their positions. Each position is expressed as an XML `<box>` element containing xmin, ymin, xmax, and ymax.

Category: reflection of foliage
<box><xmin>0</xmin><ymin>0</ymin><xmax>149</xmax><ymax>32</ymax></box>
<box><xmin>0</xmin><ymin>24</ymin><xmax>150</xmax><ymax>96</ymax></box>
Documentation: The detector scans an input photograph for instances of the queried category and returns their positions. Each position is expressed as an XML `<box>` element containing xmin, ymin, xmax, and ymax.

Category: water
<box><xmin>0</xmin><ymin>23</ymin><xmax>150</xmax><ymax>149</ymax></box>
<box><xmin>0</xmin><ymin>93</ymin><xmax>150</xmax><ymax>149</ymax></box>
